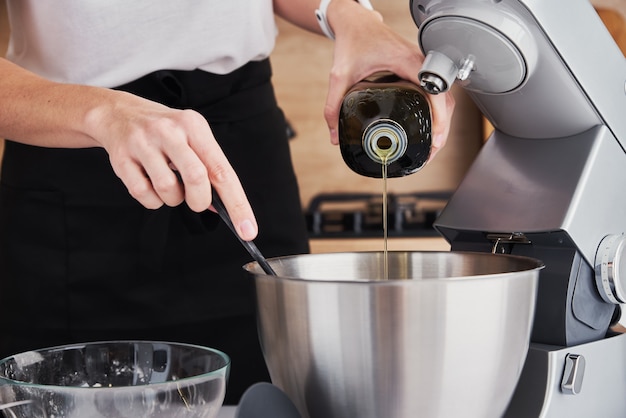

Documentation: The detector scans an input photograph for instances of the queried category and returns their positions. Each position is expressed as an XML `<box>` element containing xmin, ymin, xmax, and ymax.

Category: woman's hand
<box><xmin>0</xmin><ymin>59</ymin><xmax>258</xmax><ymax>241</ymax></box>
<box><xmin>324</xmin><ymin>0</ymin><xmax>455</xmax><ymax>159</ymax></box>
<box><xmin>87</xmin><ymin>90</ymin><xmax>259</xmax><ymax>240</ymax></box>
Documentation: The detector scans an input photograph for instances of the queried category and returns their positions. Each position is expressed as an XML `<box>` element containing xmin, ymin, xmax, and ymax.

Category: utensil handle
<box><xmin>212</xmin><ymin>192</ymin><xmax>277</xmax><ymax>276</ymax></box>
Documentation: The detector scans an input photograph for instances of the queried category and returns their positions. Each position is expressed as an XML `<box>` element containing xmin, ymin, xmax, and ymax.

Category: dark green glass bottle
<box><xmin>339</xmin><ymin>72</ymin><xmax>432</xmax><ymax>178</ymax></box>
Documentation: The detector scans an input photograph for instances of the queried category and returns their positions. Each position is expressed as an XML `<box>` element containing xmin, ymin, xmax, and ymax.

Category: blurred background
<box><xmin>0</xmin><ymin>0</ymin><xmax>623</xmax><ymax>252</ymax></box>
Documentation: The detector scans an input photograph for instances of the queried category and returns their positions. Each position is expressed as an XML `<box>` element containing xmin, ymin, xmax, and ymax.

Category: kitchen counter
<box><xmin>217</xmin><ymin>406</ymin><xmax>236</xmax><ymax>418</ymax></box>
<box><xmin>309</xmin><ymin>236</ymin><xmax>450</xmax><ymax>253</ymax></box>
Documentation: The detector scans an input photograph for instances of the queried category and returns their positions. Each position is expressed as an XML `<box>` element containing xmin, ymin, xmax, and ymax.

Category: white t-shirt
<box><xmin>5</xmin><ymin>0</ymin><xmax>277</xmax><ymax>87</ymax></box>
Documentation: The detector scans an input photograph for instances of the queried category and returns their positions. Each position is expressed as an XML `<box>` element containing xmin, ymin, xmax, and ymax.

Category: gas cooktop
<box><xmin>304</xmin><ymin>191</ymin><xmax>451</xmax><ymax>238</ymax></box>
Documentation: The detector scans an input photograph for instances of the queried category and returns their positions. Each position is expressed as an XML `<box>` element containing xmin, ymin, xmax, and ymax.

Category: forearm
<box><xmin>0</xmin><ymin>57</ymin><xmax>113</xmax><ymax>148</ymax></box>
<box><xmin>273</xmin><ymin>0</ymin><xmax>320</xmax><ymax>33</ymax></box>
<box><xmin>273</xmin><ymin>0</ymin><xmax>378</xmax><ymax>37</ymax></box>
<box><xmin>0</xmin><ymin>58</ymin><xmax>260</xmax><ymax>235</ymax></box>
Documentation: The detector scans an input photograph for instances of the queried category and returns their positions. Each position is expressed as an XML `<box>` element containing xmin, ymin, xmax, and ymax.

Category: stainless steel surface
<box><xmin>418</xmin><ymin>50</ymin><xmax>458</xmax><ymax>94</ymax></box>
<box><xmin>504</xmin><ymin>333</ymin><xmax>626</xmax><ymax>417</ymax></box>
<box><xmin>561</xmin><ymin>354</ymin><xmax>585</xmax><ymax>395</ymax></box>
<box><xmin>412</xmin><ymin>0</ymin><xmax>626</xmax><ymax>140</ymax></box>
<box><xmin>412</xmin><ymin>0</ymin><xmax>626</xmax><ymax>347</ymax></box>
<box><xmin>418</xmin><ymin>16</ymin><xmax>527</xmax><ymax>95</ymax></box>
<box><xmin>409</xmin><ymin>0</ymin><xmax>626</xmax><ymax>415</ymax></box>
<box><xmin>245</xmin><ymin>251</ymin><xmax>543</xmax><ymax>418</ymax></box>
<box><xmin>412</xmin><ymin>0</ymin><xmax>626</xmax><ymax>266</ymax></box>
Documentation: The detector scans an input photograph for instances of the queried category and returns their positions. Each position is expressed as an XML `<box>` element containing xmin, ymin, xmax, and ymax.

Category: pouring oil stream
<box><xmin>378</xmin><ymin>144</ymin><xmax>391</xmax><ymax>280</ymax></box>
<box><xmin>382</xmin><ymin>159</ymin><xmax>389</xmax><ymax>280</ymax></box>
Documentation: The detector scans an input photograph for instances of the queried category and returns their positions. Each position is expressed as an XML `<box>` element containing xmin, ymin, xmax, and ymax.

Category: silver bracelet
<box><xmin>315</xmin><ymin>0</ymin><xmax>375</xmax><ymax>40</ymax></box>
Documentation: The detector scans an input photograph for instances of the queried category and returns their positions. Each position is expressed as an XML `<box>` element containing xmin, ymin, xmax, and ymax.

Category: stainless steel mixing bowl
<box><xmin>0</xmin><ymin>341</ymin><xmax>229</xmax><ymax>418</ymax></box>
<box><xmin>244</xmin><ymin>251</ymin><xmax>543</xmax><ymax>418</ymax></box>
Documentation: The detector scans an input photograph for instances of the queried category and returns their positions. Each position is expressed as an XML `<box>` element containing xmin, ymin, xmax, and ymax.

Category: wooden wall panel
<box><xmin>272</xmin><ymin>1</ymin><xmax>483</xmax><ymax>208</ymax></box>
<box><xmin>0</xmin><ymin>1</ymin><xmax>622</xmax><ymax>210</ymax></box>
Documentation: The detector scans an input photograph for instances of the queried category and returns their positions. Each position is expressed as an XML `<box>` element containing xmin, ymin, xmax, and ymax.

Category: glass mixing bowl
<box><xmin>0</xmin><ymin>341</ymin><xmax>229</xmax><ymax>418</ymax></box>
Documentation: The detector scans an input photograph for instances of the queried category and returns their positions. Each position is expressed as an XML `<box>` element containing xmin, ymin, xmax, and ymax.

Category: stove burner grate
<box><xmin>304</xmin><ymin>191</ymin><xmax>451</xmax><ymax>238</ymax></box>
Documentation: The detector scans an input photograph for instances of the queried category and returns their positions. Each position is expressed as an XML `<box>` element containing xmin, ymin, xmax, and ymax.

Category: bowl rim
<box><xmin>243</xmin><ymin>250</ymin><xmax>545</xmax><ymax>283</ymax></box>
<box><xmin>0</xmin><ymin>340</ymin><xmax>230</xmax><ymax>390</ymax></box>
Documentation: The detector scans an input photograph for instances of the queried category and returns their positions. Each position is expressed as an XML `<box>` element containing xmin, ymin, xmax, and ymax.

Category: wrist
<box><xmin>315</xmin><ymin>0</ymin><xmax>375</xmax><ymax>40</ymax></box>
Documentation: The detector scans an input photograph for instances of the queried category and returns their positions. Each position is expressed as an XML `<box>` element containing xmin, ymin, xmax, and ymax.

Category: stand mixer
<box><xmin>410</xmin><ymin>0</ymin><xmax>626</xmax><ymax>415</ymax></box>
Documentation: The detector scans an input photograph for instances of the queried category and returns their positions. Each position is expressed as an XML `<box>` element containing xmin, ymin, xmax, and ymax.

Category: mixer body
<box><xmin>411</xmin><ymin>0</ymin><xmax>626</xmax><ymax>415</ymax></box>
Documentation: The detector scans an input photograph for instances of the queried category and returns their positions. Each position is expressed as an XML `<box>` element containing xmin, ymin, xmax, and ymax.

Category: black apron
<box><xmin>0</xmin><ymin>59</ymin><xmax>309</xmax><ymax>403</ymax></box>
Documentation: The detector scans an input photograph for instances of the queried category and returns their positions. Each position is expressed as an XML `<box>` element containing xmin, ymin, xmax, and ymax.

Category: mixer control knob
<box><xmin>594</xmin><ymin>234</ymin><xmax>626</xmax><ymax>304</ymax></box>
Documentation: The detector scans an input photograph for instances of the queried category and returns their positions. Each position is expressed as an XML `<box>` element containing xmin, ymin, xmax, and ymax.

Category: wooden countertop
<box><xmin>309</xmin><ymin>237</ymin><xmax>450</xmax><ymax>254</ymax></box>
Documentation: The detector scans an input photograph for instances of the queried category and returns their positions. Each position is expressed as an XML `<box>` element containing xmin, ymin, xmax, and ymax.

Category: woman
<box><xmin>0</xmin><ymin>0</ymin><xmax>454</xmax><ymax>403</ymax></box>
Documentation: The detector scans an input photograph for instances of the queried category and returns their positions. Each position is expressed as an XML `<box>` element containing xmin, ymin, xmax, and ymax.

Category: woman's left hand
<box><xmin>323</xmin><ymin>0</ymin><xmax>455</xmax><ymax>159</ymax></box>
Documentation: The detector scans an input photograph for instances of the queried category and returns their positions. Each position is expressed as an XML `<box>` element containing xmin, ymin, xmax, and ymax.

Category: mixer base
<box><xmin>505</xmin><ymin>332</ymin><xmax>626</xmax><ymax>417</ymax></box>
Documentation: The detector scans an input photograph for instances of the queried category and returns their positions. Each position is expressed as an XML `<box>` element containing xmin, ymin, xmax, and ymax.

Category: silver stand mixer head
<box><xmin>411</xmin><ymin>0</ymin><xmax>626</xmax><ymax>415</ymax></box>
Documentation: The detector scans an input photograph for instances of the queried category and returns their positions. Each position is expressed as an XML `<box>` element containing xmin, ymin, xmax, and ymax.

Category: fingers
<box><xmin>189</xmin><ymin>127</ymin><xmax>259</xmax><ymax>241</ymax></box>
<box><xmin>324</xmin><ymin>69</ymin><xmax>352</xmax><ymax>145</ymax></box>
<box><xmin>321</xmin><ymin>4</ymin><xmax>457</xmax><ymax>157</ymax></box>
<box><xmin>163</xmin><ymin>111</ymin><xmax>258</xmax><ymax>241</ymax></box>
<box><xmin>108</xmin><ymin>130</ymin><xmax>185</xmax><ymax>210</ymax></box>
<box><xmin>427</xmin><ymin>90</ymin><xmax>456</xmax><ymax>160</ymax></box>
<box><xmin>141</xmin><ymin>152</ymin><xmax>185</xmax><ymax>207</ymax></box>
<box><xmin>157</xmin><ymin>115</ymin><xmax>212</xmax><ymax>212</ymax></box>
<box><xmin>324</xmin><ymin>41</ymin><xmax>455</xmax><ymax>159</ymax></box>
<box><xmin>105</xmin><ymin>107</ymin><xmax>258</xmax><ymax>241</ymax></box>
<box><xmin>325</xmin><ymin>66</ymin><xmax>455</xmax><ymax>159</ymax></box>
<box><xmin>114</xmin><ymin>158</ymin><xmax>166</xmax><ymax>210</ymax></box>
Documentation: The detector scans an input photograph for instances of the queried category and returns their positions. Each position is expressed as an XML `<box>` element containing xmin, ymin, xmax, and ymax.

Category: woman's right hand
<box><xmin>88</xmin><ymin>90</ymin><xmax>259</xmax><ymax>241</ymax></box>
<box><xmin>0</xmin><ymin>59</ymin><xmax>258</xmax><ymax>241</ymax></box>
